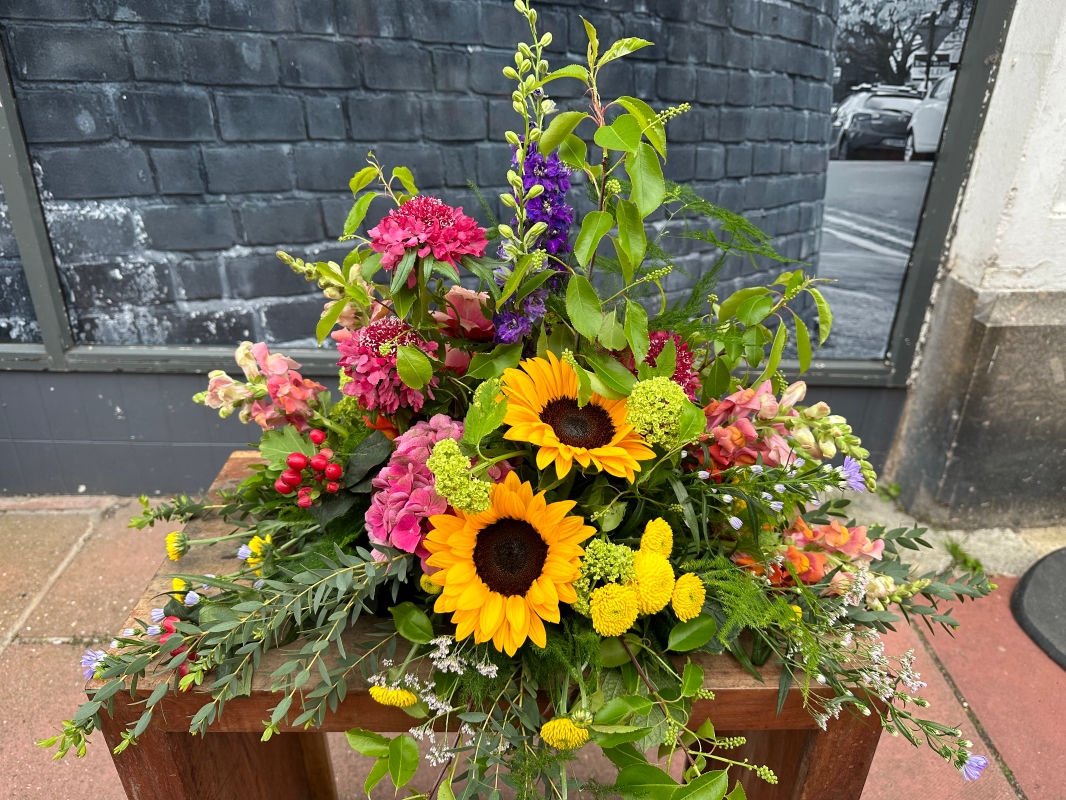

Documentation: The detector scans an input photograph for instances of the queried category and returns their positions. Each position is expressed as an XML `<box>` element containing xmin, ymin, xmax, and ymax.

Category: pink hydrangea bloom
<box><xmin>366</xmin><ymin>414</ymin><xmax>510</xmax><ymax>567</ymax></box>
<box><xmin>368</xmin><ymin>196</ymin><xmax>487</xmax><ymax>274</ymax></box>
<box><xmin>336</xmin><ymin>318</ymin><xmax>439</xmax><ymax>414</ymax></box>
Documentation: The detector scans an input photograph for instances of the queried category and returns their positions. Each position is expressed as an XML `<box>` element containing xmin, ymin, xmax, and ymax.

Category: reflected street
<box><xmin>816</xmin><ymin>161</ymin><xmax>934</xmax><ymax>359</ymax></box>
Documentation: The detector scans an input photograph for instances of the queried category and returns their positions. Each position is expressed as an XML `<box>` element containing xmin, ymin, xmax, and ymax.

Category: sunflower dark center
<box><xmin>539</xmin><ymin>397</ymin><xmax>615</xmax><ymax>449</ymax></box>
<box><xmin>473</xmin><ymin>518</ymin><xmax>549</xmax><ymax>596</ymax></box>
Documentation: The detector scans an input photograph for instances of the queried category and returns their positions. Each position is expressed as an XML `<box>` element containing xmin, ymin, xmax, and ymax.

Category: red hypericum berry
<box><xmin>274</xmin><ymin>478</ymin><xmax>295</xmax><ymax>495</ymax></box>
<box><xmin>298</xmin><ymin>485</ymin><xmax>312</xmax><ymax>495</ymax></box>
<box><xmin>297</xmin><ymin>494</ymin><xmax>313</xmax><ymax>509</ymax></box>
<box><xmin>324</xmin><ymin>462</ymin><xmax>343</xmax><ymax>480</ymax></box>
<box><xmin>286</xmin><ymin>452</ymin><xmax>308</xmax><ymax>470</ymax></box>
<box><xmin>280</xmin><ymin>469</ymin><xmax>304</xmax><ymax>487</ymax></box>
<box><xmin>326</xmin><ymin>481</ymin><xmax>340</xmax><ymax>493</ymax></box>
<box><xmin>309</xmin><ymin>454</ymin><xmax>329</xmax><ymax>471</ymax></box>
<box><xmin>319</xmin><ymin>448</ymin><xmax>333</xmax><ymax>459</ymax></box>
<box><xmin>161</xmin><ymin>616</ymin><xmax>179</xmax><ymax>633</ymax></box>
<box><xmin>314</xmin><ymin>473</ymin><xmax>325</xmax><ymax>483</ymax></box>
<box><xmin>309</xmin><ymin>429</ymin><xmax>327</xmax><ymax>445</ymax></box>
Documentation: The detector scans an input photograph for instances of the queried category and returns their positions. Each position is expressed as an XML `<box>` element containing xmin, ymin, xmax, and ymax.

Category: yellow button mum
<box><xmin>540</xmin><ymin>717</ymin><xmax>589</xmax><ymax>749</ymax></box>
<box><xmin>640</xmin><ymin>518</ymin><xmax>673</xmax><ymax>557</ymax></box>
<box><xmin>634</xmin><ymin>550</ymin><xmax>674</xmax><ymax>615</ymax></box>
<box><xmin>589</xmin><ymin>582</ymin><xmax>638</xmax><ymax>636</ymax></box>
<box><xmin>672</xmin><ymin>573</ymin><xmax>706</xmax><ymax>622</ymax></box>
<box><xmin>165</xmin><ymin>531</ymin><xmax>189</xmax><ymax>561</ymax></box>
<box><xmin>369</xmin><ymin>685</ymin><xmax>418</xmax><ymax>708</ymax></box>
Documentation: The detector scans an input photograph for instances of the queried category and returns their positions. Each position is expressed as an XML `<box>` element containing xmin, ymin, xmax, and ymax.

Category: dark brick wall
<box><xmin>0</xmin><ymin>0</ymin><xmax>837</xmax><ymax>346</ymax></box>
<box><xmin>0</xmin><ymin>186</ymin><xmax>39</xmax><ymax>343</ymax></box>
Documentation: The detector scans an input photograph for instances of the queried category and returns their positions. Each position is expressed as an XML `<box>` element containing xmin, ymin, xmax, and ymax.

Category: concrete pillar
<box><xmin>886</xmin><ymin>0</ymin><xmax>1066</xmax><ymax>527</ymax></box>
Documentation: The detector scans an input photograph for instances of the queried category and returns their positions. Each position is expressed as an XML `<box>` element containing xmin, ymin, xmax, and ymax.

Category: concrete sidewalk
<box><xmin>1</xmin><ymin>492</ymin><xmax>1063</xmax><ymax>800</ymax></box>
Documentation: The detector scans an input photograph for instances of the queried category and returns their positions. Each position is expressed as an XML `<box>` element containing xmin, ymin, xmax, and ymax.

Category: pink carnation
<box><xmin>368</xmin><ymin>196</ymin><xmax>487</xmax><ymax>275</ymax></box>
<box><xmin>336</xmin><ymin>318</ymin><xmax>439</xmax><ymax>414</ymax></box>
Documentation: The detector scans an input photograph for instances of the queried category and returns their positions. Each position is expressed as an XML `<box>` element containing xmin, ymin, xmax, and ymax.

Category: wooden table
<box><xmin>95</xmin><ymin>451</ymin><xmax>882</xmax><ymax>800</ymax></box>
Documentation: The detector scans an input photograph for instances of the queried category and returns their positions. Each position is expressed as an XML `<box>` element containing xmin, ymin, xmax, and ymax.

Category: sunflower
<box><xmin>500</xmin><ymin>352</ymin><xmax>655</xmax><ymax>481</ymax></box>
<box><xmin>424</xmin><ymin>471</ymin><xmax>594</xmax><ymax>655</ymax></box>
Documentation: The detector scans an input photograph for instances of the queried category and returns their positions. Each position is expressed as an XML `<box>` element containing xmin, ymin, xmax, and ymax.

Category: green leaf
<box><xmin>388</xmin><ymin>734</ymin><xmax>419</xmax><ymax>788</ymax></box>
<box><xmin>581</xmin><ymin>16</ymin><xmax>599</xmax><ymax>66</ymax></box>
<box><xmin>594</xmin><ymin>114</ymin><xmax>642</xmax><ymax>153</ymax></box>
<box><xmin>600</xmin><ymin>636</ymin><xmax>630</xmax><ymax>668</ymax></box>
<box><xmin>389</xmin><ymin>249</ymin><xmax>417</xmax><ymax>294</ymax></box>
<box><xmin>674</xmin><ymin>770</ymin><xmax>729</xmax><ymax>800</ymax></box>
<box><xmin>591</xmin><ymin>725</ymin><xmax>654</xmax><ymax>748</ymax></box>
<box><xmin>365</xmin><ymin>758</ymin><xmax>389</xmax><ymax>795</ymax></box>
<box><xmin>259</xmin><ymin>426</ymin><xmax>314</xmax><ymax>470</ymax></box>
<box><xmin>585</xmin><ymin>350</ymin><xmax>637</xmax><ymax>393</ymax></box>
<box><xmin>726</xmin><ymin>780</ymin><xmax>748</xmax><ymax>800</ymax></box>
<box><xmin>624</xmin><ymin>299</ymin><xmax>650</xmax><ymax>364</ymax></box>
<box><xmin>651</xmin><ymin>335</ymin><xmax>676</xmax><ymax>378</ymax></box>
<box><xmin>809</xmin><ymin>287</ymin><xmax>833</xmax><ymax>345</ymax></box>
<box><xmin>573</xmin><ymin>210</ymin><xmax>614</xmax><ymax>268</ymax></box>
<box><xmin>736</xmin><ymin>295</ymin><xmax>774</xmax><ymax>327</ymax></box>
<box><xmin>515</xmin><ymin>268</ymin><xmax>556</xmax><ymax>304</ymax></box>
<box><xmin>598</xmin><ymin>37</ymin><xmax>653</xmax><ymax>67</ymax></box>
<box><xmin>466</xmin><ymin>343</ymin><xmax>523</xmax><ymax>380</ymax></box>
<box><xmin>614</xmin><ymin>764</ymin><xmax>679</xmax><ymax>800</ymax></box>
<box><xmin>681</xmin><ymin>662</ymin><xmax>705</xmax><ymax>697</ymax></box>
<box><xmin>541</xmin><ymin>64</ymin><xmax>590</xmax><ymax>85</ymax></box>
<box><xmin>463</xmin><ymin>379</ymin><xmax>509</xmax><ymax>446</ymax></box>
<box><xmin>626</xmin><ymin>143</ymin><xmax>664</xmax><ymax>218</ymax></box>
<box><xmin>706</xmin><ymin>356</ymin><xmax>733</xmax><ymax>399</ymax></box>
<box><xmin>390</xmin><ymin>602</ymin><xmax>434</xmax><ymax>644</ymax></box>
<box><xmin>794</xmin><ymin>314</ymin><xmax>812</xmax><ymax>373</ymax></box>
<box><xmin>350</xmin><ymin>166</ymin><xmax>377</xmax><ymax>196</ymax></box>
<box><xmin>343</xmin><ymin>191</ymin><xmax>378</xmax><ymax>236</ymax></box>
<box><xmin>566</xmin><ymin>274</ymin><xmax>603</xmax><ymax>340</ymax></box>
<box><xmin>597</xmin><ymin>309</ymin><xmax>628</xmax><ymax>352</ymax></box>
<box><xmin>677</xmin><ymin>400</ymin><xmax>708</xmax><ymax>446</ymax></box>
<box><xmin>498</xmin><ymin>253</ymin><xmax>533</xmax><ymax>310</ymax></box>
<box><xmin>668</xmin><ymin>615</ymin><xmax>717</xmax><ymax>652</ymax></box>
<box><xmin>316</xmin><ymin>299</ymin><xmax>347</xmax><ymax>344</ymax></box>
<box><xmin>559</xmin><ymin>133</ymin><xmax>588</xmax><ymax>171</ymax></box>
<box><xmin>540</xmin><ymin>111</ymin><xmax>590</xmax><ymax>155</ymax></box>
<box><xmin>360</xmin><ymin>251</ymin><xmax>383</xmax><ymax>282</ymax></box>
<box><xmin>395</xmin><ymin>344</ymin><xmax>433</xmax><ymax>390</ymax></box>
<box><xmin>345</xmin><ymin>727</ymin><xmax>391</xmax><ymax>758</ymax></box>
<box><xmin>574</xmin><ymin>360</ymin><xmax>595</xmax><ymax>406</ymax></box>
<box><xmin>718</xmin><ymin>286</ymin><xmax>770</xmax><ymax>322</ymax></box>
<box><xmin>438</xmin><ymin>775</ymin><xmax>457</xmax><ymax>800</ymax></box>
<box><xmin>602</xmin><ymin>742</ymin><xmax>648</xmax><ymax>769</ymax></box>
<box><xmin>754</xmin><ymin>322</ymin><xmax>787</xmax><ymax>386</ymax></box>
<box><xmin>546</xmin><ymin>324</ymin><xmax>575</xmax><ymax>357</ymax></box>
<box><xmin>615</xmin><ymin>198</ymin><xmax>646</xmax><ymax>266</ymax></box>
<box><xmin>612</xmin><ymin>237</ymin><xmax>635</xmax><ymax>285</ymax></box>
<box><xmin>342</xmin><ymin>431</ymin><xmax>394</xmax><ymax>485</ymax></box>
<box><xmin>616</xmin><ymin>96</ymin><xmax>666</xmax><ymax>157</ymax></box>
<box><xmin>596</xmin><ymin>695</ymin><xmax>654</xmax><ymax>724</ymax></box>
<box><xmin>391</xmin><ymin>166</ymin><xmax>418</xmax><ymax>196</ymax></box>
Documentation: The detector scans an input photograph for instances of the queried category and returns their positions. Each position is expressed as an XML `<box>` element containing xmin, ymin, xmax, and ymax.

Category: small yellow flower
<box><xmin>633</xmin><ymin>550</ymin><xmax>674</xmax><ymax>615</ymax></box>
<box><xmin>420</xmin><ymin>573</ymin><xmax>442</xmax><ymax>595</ymax></box>
<box><xmin>790</xmin><ymin>604</ymin><xmax>803</xmax><ymax>622</ymax></box>
<box><xmin>246</xmin><ymin>534</ymin><xmax>272</xmax><ymax>576</ymax></box>
<box><xmin>671</xmin><ymin>573</ymin><xmax>706</xmax><ymax>622</ymax></box>
<box><xmin>171</xmin><ymin>577</ymin><xmax>188</xmax><ymax>599</ymax></box>
<box><xmin>165</xmin><ymin>531</ymin><xmax>189</xmax><ymax>561</ymax></box>
<box><xmin>640</xmin><ymin>518</ymin><xmax>673</xmax><ymax>557</ymax></box>
<box><xmin>590</xmin><ymin>583</ymin><xmax>639</xmax><ymax>637</ymax></box>
<box><xmin>540</xmin><ymin>717</ymin><xmax>589</xmax><ymax>750</ymax></box>
<box><xmin>368</xmin><ymin>685</ymin><xmax>418</xmax><ymax>708</ymax></box>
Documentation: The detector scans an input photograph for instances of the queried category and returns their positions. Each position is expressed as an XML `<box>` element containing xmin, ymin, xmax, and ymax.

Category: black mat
<box><xmin>1011</xmin><ymin>547</ymin><xmax>1066</xmax><ymax>670</ymax></box>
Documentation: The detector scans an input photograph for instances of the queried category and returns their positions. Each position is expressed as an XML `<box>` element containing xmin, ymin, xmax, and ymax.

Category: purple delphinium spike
<box><xmin>841</xmin><ymin>456</ymin><xmax>866</xmax><ymax>492</ymax></box>
<box><xmin>962</xmin><ymin>755</ymin><xmax>988</xmax><ymax>781</ymax></box>
<box><xmin>492</xmin><ymin>311</ymin><xmax>534</xmax><ymax>344</ymax></box>
<box><xmin>80</xmin><ymin>648</ymin><xmax>107</xmax><ymax>680</ymax></box>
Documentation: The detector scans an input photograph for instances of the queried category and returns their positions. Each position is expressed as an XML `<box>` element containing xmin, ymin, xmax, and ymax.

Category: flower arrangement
<box><xmin>41</xmin><ymin>4</ymin><xmax>994</xmax><ymax>796</ymax></box>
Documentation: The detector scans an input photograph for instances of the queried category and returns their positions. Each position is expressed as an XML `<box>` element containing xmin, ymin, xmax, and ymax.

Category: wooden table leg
<box><xmin>794</xmin><ymin>712</ymin><xmax>882</xmax><ymax>800</ymax></box>
<box><xmin>718</xmin><ymin>729</ymin><xmax>810</xmax><ymax>800</ymax></box>
<box><xmin>99</xmin><ymin>703</ymin><xmax>338</xmax><ymax>800</ymax></box>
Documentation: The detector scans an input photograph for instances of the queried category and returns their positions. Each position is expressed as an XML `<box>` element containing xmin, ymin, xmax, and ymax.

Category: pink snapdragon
<box><xmin>788</xmin><ymin>519</ymin><xmax>885</xmax><ymax>562</ymax></box>
<box><xmin>368</xmin><ymin>196</ymin><xmax>487</xmax><ymax>275</ymax></box>
<box><xmin>201</xmin><ymin>371</ymin><xmax>255</xmax><ymax>418</ymax></box>
<box><xmin>336</xmin><ymin>317</ymin><xmax>439</xmax><ymax>414</ymax></box>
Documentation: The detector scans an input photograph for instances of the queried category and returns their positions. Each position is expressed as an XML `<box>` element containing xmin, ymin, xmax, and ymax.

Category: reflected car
<box><xmin>906</xmin><ymin>72</ymin><xmax>955</xmax><ymax>161</ymax></box>
<box><xmin>830</xmin><ymin>86</ymin><xmax>923</xmax><ymax>160</ymax></box>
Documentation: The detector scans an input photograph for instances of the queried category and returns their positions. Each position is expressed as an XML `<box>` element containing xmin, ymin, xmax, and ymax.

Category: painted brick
<box><xmin>656</xmin><ymin>66</ymin><xmax>696</xmax><ymax>101</ymax></box>
<box><xmin>361</xmin><ymin>42</ymin><xmax>432</xmax><ymax>91</ymax></box>
<box><xmin>163</xmin><ymin>308</ymin><xmax>255</xmax><ymax>345</ymax></box>
<box><xmin>61</xmin><ymin>262</ymin><xmax>174</xmax><ymax>310</ymax></box>
<box><xmin>277</xmin><ymin>39</ymin><xmax>360</xmax><ymax>88</ymax></box>
<box><xmin>225</xmin><ymin>253</ymin><xmax>314</xmax><ymax>298</ymax></box>
<box><xmin>725</xmin><ymin>144</ymin><xmax>753</xmax><ymax>177</ymax></box>
<box><xmin>202</xmin><ymin>146</ymin><xmax>294</xmax><ymax>193</ymax></box>
<box><xmin>117</xmin><ymin>89</ymin><xmax>215</xmax><ymax>142</ymax></box>
<box><xmin>294</xmin><ymin>143</ymin><xmax>366</xmax><ymax>191</ymax></box>
<box><xmin>216</xmin><ymin>93</ymin><xmax>305</xmax><ymax>141</ymax></box>
<box><xmin>335</xmin><ymin>0</ymin><xmax>408</xmax><ymax>38</ymax></box>
<box><xmin>3</xmin><ymin>0</ymin><xmax>93</xmax><ymax>20</ymax></box>
<box><xmin>7</xmin><ymin>26</ymin><xmax>129</xmax><ymax>81</ymax></box>
<box><xmin>126</xmin><ymin>31</ymin><xmax>184</xmax><ymax>81</ymax></box>
<box><xmin>665</xmin><ymin>22</ymin><xmax>707</xmax><ymax>63</ymax></box>
<box><xmin>182</xmin><ymin>34</ymin><xmax>280</xmax><ymax>86</ymax></box>
<box><xmin>468</xmin><ymin>51</ymin><xmax>511</xmax><ymax>96</ymax></box>
<box><xmin>47</xmin><ymin>208</ymin><xmax>140</xmax><ymax>262</ymax></box>
<box><xmin>423</xmin><ymin>97</ymin><xmax>487</xmax><ymax>141</ymax></box>
<box><xmin>727</xmin><ymin>71</ymin><xmax>755</xmax><ymax>106</ymax></box>
<box><xmin>432</xmin><ymin>50</ymin><xmax>469</xmax><ymax>92</ymax></box>
<box><xmin>108</xmin><ymin>1</ymin><xmax>205</xmax><ymax>24</ymax></box>
<box><xmin>375</xmin><ymin>143</ymin><xmax>445</xmax><ymax>189</ymax></box>
<box><xmin>150</xmin><ymin>148</ymin><xmax>205</xmax><ymax>195</ymax></box>
<box><xmin>141</xmin><ymin>204</ymin><xmax>238</xmax><ymax>251</ymax></box>
<box><xmin>171</xmin><ymin>259</ymin><xmax>224</xmax><ymax>301</ymax></box>
<box><xmin>697</xmin><ymin>68</ymin><xmax>728</xmax><ymax>104</ymax></box>
<box><xmin>17</xmin><ymin>90</ymin><xmax>113</xmax><ymax>143</ymax></box>
<box><xmin>296</xmin><ymin>1</ymin><xmax>335</xmax><ymax>33</ymax></box>
<box><xmin>37</xmin><ymin>145</ymin><xmax>154</xmax><ymax>199</ymax></box>
<box><xmin>261</xmin><ymin>296</ymin><xmax>325</xmax><ymax>342</ymax></box>
<box><xmin>205</xmin><ymin>0</ymin><xmax>297</xmax><ymax>32</ymax></box>
<box><xmin>407</xmin><ymin>0</ymin><xmax>471</xmax><ymax>44</ymax></box>
<box><xmin>349</xmin><ymin>95</ymin><xmax>420</xmax><ymax>141</ymax></box>
<box><xmin>240</xmin><ymin>200</ymin><xmax>323</xmax><ymax>244</ymax></box>
<box><xmin>696</xmin><ymin>144</ymin><xmax>726</xmax><ymax>180</ymax></box>
<box><xmin>305</xmin><ymin>96</ymin><xmax>347</xmax><ymax>140</ymax></box>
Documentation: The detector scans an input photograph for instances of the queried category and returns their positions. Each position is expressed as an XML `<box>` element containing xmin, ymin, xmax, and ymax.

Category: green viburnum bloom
<box><xmin>427</xmin><ymin>438</ymin><xmax>491</xmax><ymax>514</ymax></box>
<box><xmin>572</xmin><ymin>539</ymin><xmax>636</xmax><ymax>617</ymax></box>
<box><xmin>625</xmin><ymin>376</ymin><xmax>688</xmax><ymax>448</ymax></box>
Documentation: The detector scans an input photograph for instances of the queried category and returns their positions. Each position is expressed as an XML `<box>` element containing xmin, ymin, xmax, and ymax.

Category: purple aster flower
<box><xmin>253</xmin><ymin>579</ymin><xmax>266</xmax><ymax>590</ymax></box>
<box><xmin>237</xmin><ymin>544</ymin><xmax>252</xmax><ymax>561</ymax></box>
<box><xmin>183</xmin><ymin>590</ymin><xmax>201</xmax><ymax>607</ymax></box>
<box><xmin>697</xmin><ymin>470</ymin><xmax>710</xmax><ymax>480</ymax></box>
<box><xmin>146</xmin><ymin>625</ymin><xmax>162</xmax><ymax>636</ymax></box>
<box><xmin>841</xmin><ymin>456</ymin><xmax>866</xmax><ymax>492</ymax></box>
<box><xmin>123</xmin><ymin>628</ymin><xmax>134</xmax><ymax>636</ymax></box>
<box><xmin>150</xmin><ymin>607</ymin><xmax>166</xmax><ymax>624</ymax></box>
<box><xmin>80</xmin><ymin>648</ymin><xmax>107</xmax><ymax>680</ymax></box>
<box><xmin>962</xmin><ymin>755</ymin><xmax>988</xmax><ymax>781</ymax></box>
<box><xmin>728</xmin><ymin>516</ymin><xmax>743</xmax><ymax>531</ymax></box>
<box><xmin>493</xmin><ymin>311</ymin><xmax>534</xmax><ymax>344</ymax></box>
